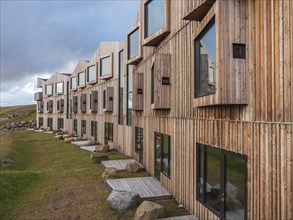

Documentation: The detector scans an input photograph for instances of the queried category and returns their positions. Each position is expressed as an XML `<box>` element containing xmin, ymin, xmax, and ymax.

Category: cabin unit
<box><xmin>35</xmin><ymin>0</ymin><xmax>293</xmax><ymax>220</ymax></box>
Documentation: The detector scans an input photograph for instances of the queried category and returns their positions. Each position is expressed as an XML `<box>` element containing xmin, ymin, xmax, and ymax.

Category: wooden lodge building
<box><xmin>35</xmin><ymin>0</ymin><xmax>293</xmax><ymax>219</ymax></box>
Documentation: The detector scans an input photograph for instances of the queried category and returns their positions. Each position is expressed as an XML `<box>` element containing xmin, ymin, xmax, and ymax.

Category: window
<box><xmin>78</xmin><ymin>71</ymin><xmax>85</xmax><ymax>87</ymax></box>
<box><xmin>56</xmin><ymin>82</ymin><xmax>63</xmax><ymax>94</ymax></box>
<box><xmin>154</xmin><ymin>132</ymin><xmax>171</xmax><ymax>179</ymax></box>
<box><xmin>47</xmin><ymin>100</ymin><xmax>53</xmax><ymax>113</ymax></box>
<box><xmin>196</xmin><ymin>144</ymin><xmax>247</xmax><ymax>220</ymax></box>
<box><xmin>135</xmin><ymin>127</ymin><xmax>143</xmax><ymax>163</ymax></box>
<box><xmin>103</xmin><ymin>90</ymin><xmax>106</xmax><ymax>109</ymax></box>
<box><xmin>80</xmin><ymin>94</ymin><xmax>86</xmax><ymax>113</ymax></box>
<box><xmin>127</xmin><ymin>65</ymin><xmax>133</xmax><ymax>126</ymax></box>
<box><xmin>57</xmin><ymin>118</ymin><xmax>64</xmax><ymax>129</ymax></box>
<box><xmin>100</xmin><ymin>56</ymin><xmax>112</xmax><ymax>77</ymax></box>
<box><xmin>128</xmin><ymin>28</ymin><xmax>140</xmax><ymax>60</ymax></box>
<box><xmin>81</xmin><ymin>120</ymin><xmax>86</xmax><ymax>134</ymax></box>
<box><xmin>38</xmin><ymin>101</ymin><xmax>44</xmax><ymax>113</ymax></box>
<box><xmin>195</xmin><ymin>18</ymin><xmax>216</xmax><ymax>98</ymax></box>
<box><xmin>45</xmin><ymin>84</ymin><xmax>53</xmax><ymax>96</ymax></box>
<box><xmin>71</xmin><ymin>77</ymin><xmax>77</xmax><ymax>90</ymax></box>
<box><xmin>47</xmin><ymin>118</ymin><xmax>53</xmax><ymax>130</ymax></box>
<box><xmin>118</xmin><ymin>50</ymin><xmax>124</xmax><ymax>125</ymax></box>
<box><xmin>103</xmin><ymin>87</ymin><xmax>114</xmax><ymax>112</ymax></box>
<box><xmin>38</xmin><ymin>117</ymin><xmax>43</xmax><ymax>128</ymax></box>
<box><xmin>151</xmin><ymin>65</ymin><xmax>155</xmax><ymax>104</ymax></box>
<box><xmin>91</xmin><ymin>121</ymin><xmax>97</xmax><ymax>142</ymax></box>
<box><xmin>73</xmin><ymin>96</ymin><xmax>78</xmax><ymax>113</ymax></box>
<box><xmin>87</xmin><ymin>65</ymin><xmax>97</xmax><ymax>83</ymax></box>
<box><xmin>145</xmin><ymin>0</ymin><xmax>165</xmax><ymax>38</ymax></box>
<box><xmin>73</xmin><ymin>119</ymin><xmax>77</xmax><ymax>132</ymax></box>
<box><xmin>104</xmin><ymin>122</ymin><xmax>113</xmax><ymax>144</ymax></box>
<box><xmin>90</xmin><ymin>91</ymin><xmax>98</xmax><ymax>112</ymax></box>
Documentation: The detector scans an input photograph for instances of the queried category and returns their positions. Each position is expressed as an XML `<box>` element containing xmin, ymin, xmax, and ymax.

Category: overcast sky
<box><xmin>0</xmin><ymin>0</ymin><xmax>140</xmax><ymax>107</ymax></box>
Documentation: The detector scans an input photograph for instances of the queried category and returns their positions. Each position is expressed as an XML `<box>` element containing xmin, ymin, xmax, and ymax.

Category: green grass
<box><xmin>0</xmin><ymin>130</ymin><xmax>188</xmax><ymax>219</ymax></box>
<box><xmin>0</xmin><ymin>105</ymin><xmax>36</xmax><ymax>127</ymax></box>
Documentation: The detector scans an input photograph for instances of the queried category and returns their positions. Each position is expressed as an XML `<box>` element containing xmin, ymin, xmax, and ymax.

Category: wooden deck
<box><xmin>71</xmin><ymin>141</ymin><xmax>89</xmax><ymax>146</ymax></box>
<box><xmin>101</xmin><ymin>159</ymin><xmax>136</xmax><ymax>171</ymax></box>
<box><xmin>160</xmin><ymin>215</ymin><xmax>198</xmax><ymax>220</ymax></box>
<box><xmin>80</xmin><ymin>146</ymin><xmax>96</xmax><ymax>152</ymax></box>
<box><xmin>106</xmin><ymin>177</ymin><xmax>172</xmax><ymax>200</ymax></box>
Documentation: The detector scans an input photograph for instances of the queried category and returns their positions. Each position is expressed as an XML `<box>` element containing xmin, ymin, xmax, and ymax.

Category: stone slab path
<box><xmin>101</xmin><ymin>159</ymin><xmax>136</xmax><ymax>171</ymax></box>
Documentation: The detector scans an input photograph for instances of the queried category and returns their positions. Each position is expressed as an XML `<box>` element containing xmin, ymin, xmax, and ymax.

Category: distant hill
<box><xmin>0</xmin><ymin>105</ymin><xmax>36</xmax><ymax>126</ymax></box>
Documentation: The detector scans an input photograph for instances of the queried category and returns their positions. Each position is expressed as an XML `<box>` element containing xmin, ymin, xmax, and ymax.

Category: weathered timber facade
<box><xmin>35</xmin><ymin>0</ymin><xmax>292</xmax><ymax>219</ymax></box>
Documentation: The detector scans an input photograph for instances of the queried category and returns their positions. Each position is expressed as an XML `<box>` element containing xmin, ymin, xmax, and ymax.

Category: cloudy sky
<box><xmin>0</xmin><ymin>0</ymin><xmax>140</xmax><ymax>107</ymax></box>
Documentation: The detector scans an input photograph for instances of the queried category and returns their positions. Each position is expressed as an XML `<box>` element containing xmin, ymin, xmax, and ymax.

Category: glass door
<box><xmin>154</xmin><ymin>133</ymin><xmax>162</xmax><ymax>180</ymax></box>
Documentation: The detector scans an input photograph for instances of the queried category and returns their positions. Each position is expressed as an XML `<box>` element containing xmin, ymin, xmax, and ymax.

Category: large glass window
<box><xmin>78</xmin><ymin>71</ymin><xmax>85</xmax><ymax>87</ymax></box>
<box><xmin>91</xmin><ymin>121</ymin><xmax>97</xmax><ymax>142</ymax></box>
<box><xmin>47</xmin><ymin>118</ymin><xmax>53</xmax><ymax>130</ymax></box>
<box><xmin>118</xmin><ymin>50</ymin><xmax>124</xmax><ymax>125</ymax></box>
<box><xmin>145</xmin><ymin>0</ymin><xmax>165</xmax><ymax>38</ymax></box>
<box><xmin>56</xmin><ymin>82</ymin><xmax>63</xmax><ymax>94</ymax></box>
<box><xmin>151</xmin><ymin>64</ymin><xmax>154</xmax><ymax>104</ymax></box>
<box><xmin>154</xmin><ymin>132</ymin><xmax>171</xmax><ymax>179</ymax></box>
<box><xmin>87</xmin><ymin>65</ymin><xmax>97</xmax><ymax>82</ymax></box>
<box><xmin>195</xmin><ymin>19</ymin><xmax>216</xmax><ymax>98</ymax></box>
<box><xmin>39</xmin><ymin>117</ymin><xmax>43</xmax><ymax>128</ymax></box>
<box><xmin>100</xmin><ymin>56</ymin><xmax>111</xmax><ymax>76</ymax></box>
<box><xmin>128</xmin><ymin>28</ymin><xmax>139</xmax><ymax>60</ymax></box>
<box><xmin>57</xmin><ymin>118</ymin><xmax>64</xmax><ymax>129</ymax></box>
<box><xmin>81</xmin><ymin>120</ymin><xmax>86</xmax><ymax>134</ymax></box>
<box><xmin>73</xmin><ymin>119</ymin><xmax>77</xmax><ymax>133</ymax></box>
<box><xmin>196</xmin><ymin>144</ymin><xmax>247</xmax><ymax>220</ymax></box>
<box><xmin>135</xmin><ymin>127</ymin><xmax>143</xmax><ymax>163</ymax></box>
<box><xmin>71</xmin><ymin>77</ymin><xmax>77</xmax><ymax>90</ymax></box>
<box><xmin>127</xmin><ymin>65</ymin><xmax>133</xmax><ymax>126</ymax></box>
<box><xmin>45</xmin><ymin>84</ymin><xmax>52</xmax><ymax>95</ymax></box>
<box><xmin>104</xmin><ymin>122</ymin><xmax>113</xmax><ymax>144</ymax></box>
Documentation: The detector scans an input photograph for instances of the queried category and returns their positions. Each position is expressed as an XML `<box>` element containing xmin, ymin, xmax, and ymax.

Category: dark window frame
<box><xmin>87</xmin><ymin>64</ymin><xmax>97</xmax><ymax>83</ymax></box>
<box><xmin>126</xmin><ymin>65</ymin><xmax>132</xmax><ymax>126</ymax></box>
<box><xmin>57</xmin><ymin>118</ymin><xmax>64</xmax><ymax>129</ymax></box>
<box><xmin>39</xmin><ymin>117</ymin><xmax>43</xmax><ymax>128</ymax></box>
<box><xmin>135</xmin><ymin>127</ymin><xmax>143</xmax><ymax>153</ymax></box>
<box><xmin>196</xmin><ymin>143</ymin><xmax>247</xmax><ymax>220</ymax></box>
<box><xmin>81</xmin><ymin>120</ymin><xmax>86</xmax><ymax>134</ymax></box>
<box><xmin>127</xmin><ymin>27</ymin><xmax>140</xmax><ymax>60</ymax></box>
<box><xmin>118</xmin><ymin>50</ymin><xmax>124</xmax><ymax>125</ymax></box>
<box><xmin>73</xmin><ymin>119</ymin><xmax>77</xmax><ymax>132</ymax></box>
<box><xmin>104</xmin><ymin>122</ymin><xmax>113</xmax><ymax>144</ymax></box>
<box><xmin>91</xmin><ymin>121</ymin><xmax>97</xmax><ymax>141</ymax></box>
<box><xmin>154</xmin><ymin>132</ymin><xmax>171</xmax><ymax>178</ymax></box>
<box><xmin>194</xmin><ymin>17</ymin><xmax>216</xmax><ymax>98</ymax></box>
<box><xmin>151</xmin><ymin>64</ymin><xmax>155</xmax><ymax>104</ymax></box>
<box><xmin>100</xmin><ymin>55</ymin><xmax>112</xmax><ymax>77</ymax></box>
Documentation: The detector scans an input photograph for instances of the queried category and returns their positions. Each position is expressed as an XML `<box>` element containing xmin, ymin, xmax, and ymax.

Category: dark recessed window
<box><xmin>100</xmin><ymin>56</ymin><xmax>111</xmax><ymax>76</ymax></box>
<box><xmin>127</xmin><ymin>65</ymin><xmax>133</xmax><ymax>126</ymax></box>
<box><xmin>145</xmin><ymin>0</ymin><xmax>165</xmax><ymax>38</ymax></box>
<box><xmin>196</xmin><ymin>143</ymin><xmax>247</xmax><ymax>220</ymax></box>
<box><xmin>128</xmin><ymin>28</ymin><xmax>139</xmax><ymax>60</ymax></box>
<box><xmin>195</xmin><ymin>18</ymin><xmax>216</xmax><ymax>98</ymax></box>
<box><xmin>103</xmin><ymin>90</ymin><xmax>106</xmax><ymax>109</ymax></box>
<box><xmin>135</xmin><ymin>127</ymin><xmax>143</xmax><ymax>163</ymax></box>
<box><xmin>73</xmin><ymin>119</ymin><xmax>77</xmax><ymax>132</ymax></box>
<box><xmin>81</xmin><ymin>120</ymin><xmax>86</xmax><ymax>134</ymax></box>
<box><xmin>87</xmin><ymin>65</ymin><xmax>97</xmax><ymax>82</ymax></box>
<box><xmin>47</xmin><ymin>118</ymin><xmax>53</xmax><ymax>130</ymax></box>
<box><xmin>154</xmin><ymin>132</ymin><xmax>171</xmax><ymax>179</ymax></box>
<box><xmin>118</xmin><ymin>50</ymin><xmax>124</xmax><ymax>125</ymax></box>
<box><xmin>78</xmin><ymin>71</ymin><xmax>85</xmax><ymax>87</ymax></box>
<box><xmin>38</xmin><ymin>117</ymin><xmax>43</xmax><ymax>128</ymax></box>
<box><xmin>104</xmin><ymin>122</ymin><xmax>113</xmax><ymax>144</ymax></box>
<box><xmin>57</xmin><ymin>118</ymin><xmax>64</xmax><ymax>129</ymax></box>
<box><xmin>151</xmin><ymin>64</ymin><xmax>155</xmax><ymax>104</ymax></box>
<box><xmin>91</xmin><ymin>121</ymin><xmax>97</xmax><ymax>142</ymax></box>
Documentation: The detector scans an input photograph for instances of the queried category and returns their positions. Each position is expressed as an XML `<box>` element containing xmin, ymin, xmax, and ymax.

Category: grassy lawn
<box><xmin>0</xmin><ymin>130</ymin><xmax>187</xmax><ymax>219</ymax></box>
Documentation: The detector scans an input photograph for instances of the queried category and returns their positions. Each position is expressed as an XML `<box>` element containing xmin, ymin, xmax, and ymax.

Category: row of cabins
<box><xmin>35</xmin><ymin>0</ymin><xmax>293</xmax><ymax>219</ymax></box>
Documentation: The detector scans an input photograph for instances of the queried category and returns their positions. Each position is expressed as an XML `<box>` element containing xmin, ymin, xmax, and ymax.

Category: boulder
<box><xmin>107</xmin><ymin>190</ymin><xmax>140</xmax><ymax>211</ymax></box>
<box><xmin>64</xmin><ymin>137</ymin><xmax>75</xmax><ymax>143</ymax></box>
<box><xmin>102</xmin><ymin>167</ymin><xmax>117</xmax><ymax>180</ymax></box>
<box><xmin>91</xmin><ymin>152</ymin><xmax>108</xmax><ymax>163</ymax></box>
<box><xmin>135</xmin><ymin>201</ymin><xmax>166</xmax><ymax>220</ymax></box>
<box><xmin>95</xmin><ymin>145</ymin><xmax>109</xmax><ymax>153</ymax></box>
<box><xmin>126</xmin><ymin>162</ymin><xmax>142</xmax><ymax>173</ymax></box>
<box><xmin>56</xmin><ymin>131</ymin><xmax>64</xmax><ymax>135</ymax></box>
<box><xmin>54</xmin><ymin>135</ymin><xmax>64</xmax><ymax>140</ymax></box>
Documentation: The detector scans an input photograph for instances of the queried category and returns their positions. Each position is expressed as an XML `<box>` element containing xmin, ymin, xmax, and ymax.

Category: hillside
<box><xmin>0</xmin><ymin>105</ymin><xmax>36</xmax><ymax>126</ymax></box>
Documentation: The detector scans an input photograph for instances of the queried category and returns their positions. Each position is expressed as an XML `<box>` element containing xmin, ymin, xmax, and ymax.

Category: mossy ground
<box><xmin>0</xmin><ymin>130</ymin><xmax>188</xmax><ymax>219</ymax></box>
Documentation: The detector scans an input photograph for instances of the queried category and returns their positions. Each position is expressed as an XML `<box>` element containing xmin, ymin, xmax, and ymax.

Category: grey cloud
<box><xmin>0</xmin><ymin>0</ymin><xmax>140</xmax><ymax>84</ymax></box>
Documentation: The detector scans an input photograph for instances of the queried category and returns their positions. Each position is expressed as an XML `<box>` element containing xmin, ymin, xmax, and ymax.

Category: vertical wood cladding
<box><xmin>132</xmin><ymin>72</ymin><xmax>144</xmax><ymax>111</ymax></box>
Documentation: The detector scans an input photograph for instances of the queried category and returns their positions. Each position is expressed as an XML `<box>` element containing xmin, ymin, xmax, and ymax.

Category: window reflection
<box><xmin>128</xmin><ymin>28</ymin><xmax>139</xmax><ymax>59</ymax></box>
<box><xmin>145</xmin><ymin>0</ymin><xmax>165</xmax><ymax>37</ymax></box>
<box><xmin>101</xmin><ymin>56</ymin><xmax>111</xmax><ymax>76</ymax></box>
<box><xmin>195</xmin><ymin>20</ymin><xmax>216</xmax><ymax>97</ymax></box>
<box><xmin>78</xmin><ymin>72</ymin><xmax>85</xmax><ymax>86</ymax></box>
<box><xmin>88</xmin><ymin>65</ymin><xmax>96</xmax><ymax>81</ymax></box>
